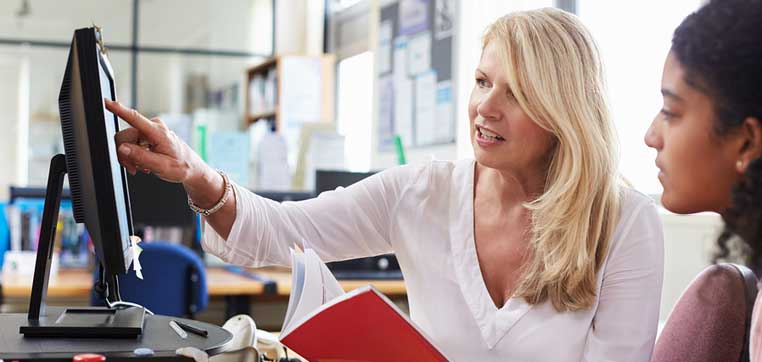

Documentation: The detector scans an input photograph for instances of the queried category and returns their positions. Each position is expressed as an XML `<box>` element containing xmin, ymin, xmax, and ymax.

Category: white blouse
<box><xmin>203</xmin><ymin>159</ymin><xmax>664</xmax><ymax>362</ymax></box>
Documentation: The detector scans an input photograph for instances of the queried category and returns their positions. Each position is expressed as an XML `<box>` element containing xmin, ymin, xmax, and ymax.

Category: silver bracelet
<box><xmin>188</xmin><ymin>170</ymin><xmax>233</xmax><ymax>216</ymax></box>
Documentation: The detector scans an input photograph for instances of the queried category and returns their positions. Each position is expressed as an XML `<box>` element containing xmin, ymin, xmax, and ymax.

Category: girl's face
<box><xmin>468</xmin><ymin>41</ymin><xmax>555</xmax><ymax>176</ymax></box>
<box><xmin>645</xmin><ymin>52</ymin><xmax>745</xmax><ymax>214</ymax></box>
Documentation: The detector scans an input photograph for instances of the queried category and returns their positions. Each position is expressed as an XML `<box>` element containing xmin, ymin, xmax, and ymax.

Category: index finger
<box><xmin>105</xmin><ymin>99</ymin><xmax>163</xmax><ymax>142</ymax></box>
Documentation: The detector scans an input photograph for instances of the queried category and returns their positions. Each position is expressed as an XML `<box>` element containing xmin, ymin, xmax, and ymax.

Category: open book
<box><xmin>279</xmin><ymin>249</ymin><xmax>449</xmax><ymax>362</ymax></box>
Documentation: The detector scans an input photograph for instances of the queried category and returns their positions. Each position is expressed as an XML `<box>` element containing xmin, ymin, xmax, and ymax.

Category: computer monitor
<box><xmin>128</xmin><ymin>173</ymin><xmax>194</xmax><ymax>228</ymax></box>
<box><xmin>315</xmin><ymin>170</ymin><xmax>403</xmax><ymax>280</ymax></box>
<box><xmin>20</xmin><ymin>26</ymin><xmax>145</xmax><ymax>338</ymax></box>
<box><xmin>314</xmin><ymin>170</ymin><xmax>378</xmax><ymax>196</ymax></box>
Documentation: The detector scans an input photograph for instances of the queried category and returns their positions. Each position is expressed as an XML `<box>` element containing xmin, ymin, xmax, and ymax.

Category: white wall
<box><xmin>0</xmin><ymin>56</ymin><xmax>22</xmax><ymax>200</ymax></box>
<box><xmin>658</xmin><ymin>211</ymin><xmax>725</xmax><ymax>322</ymax></box>
<box><xmin>276</xmin><ymin>0</ymin><xmax>308</xmax><ymax>54</ymax></box>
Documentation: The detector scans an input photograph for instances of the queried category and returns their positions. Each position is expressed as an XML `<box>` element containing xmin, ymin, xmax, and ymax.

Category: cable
<box><xmin>107</xmin><ymin>300</ymin><xmax>154</xmax><ymax>315</ymax></box>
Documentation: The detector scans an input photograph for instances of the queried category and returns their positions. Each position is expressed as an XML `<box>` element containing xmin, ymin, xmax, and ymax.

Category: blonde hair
<box><xmin>483</xmin><ymin>8</ymin><xmax>621</xmax><ymax>311</ymax></box>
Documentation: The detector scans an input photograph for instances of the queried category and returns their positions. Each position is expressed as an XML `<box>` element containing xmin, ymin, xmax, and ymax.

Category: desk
<box><xmin>1</xmin><ymin>267</ymin><xmax>407</xmax><ymax>321</ymax></box>
<box><xmin>2</xmin><ymin>268</ymin><xmax>270</xmax><ymax>319</ymax></box>
<box><xmin>255</xmin><ymin>268</ymin><xmax>408</xmax><ymax>297</ymax></box>
<box><xmin>1</xmin><ymin>268</ymin><xmax>268</xmax><ymax>298</ymax></box>
<box><xmin>2</xmin><ymin>268</ymin><xmax>407</xmax><ymax>298</ymax></box>
<box><xmin>0</xmin><ymin>307</ymin><xmax>232</xmax><ymax>361</ymax></box>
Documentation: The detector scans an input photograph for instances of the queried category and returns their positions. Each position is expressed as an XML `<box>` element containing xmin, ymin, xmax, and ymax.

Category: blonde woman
<box><xmin>107</xmin><ymin>8</ymin><xmax>663</xmax><ymax>361</ymax></box>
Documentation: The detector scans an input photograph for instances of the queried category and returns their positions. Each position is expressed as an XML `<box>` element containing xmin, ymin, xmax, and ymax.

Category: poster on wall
<box><xmin>434</xmin><ymin>0</ymin><xmax>454</xmax><ymax>40</ymax></box>
<box><xmin>377</xmin><ymin>0</ymin><xmax>456</xmax><ymax>151</ymax></box>
<box><xmin>378</xmin><ymin>21</ymin><xmax>393</xmax><ymax>75</ymax></box>
<box><xmin>399</xmin><ymin>0</ymin><xmax>429</xmax><ymax>36</ymax></box>
<box><xmin>377</xmin><ymin>75</ymin><xmax>394</xmax><ymax>150</ymax></box>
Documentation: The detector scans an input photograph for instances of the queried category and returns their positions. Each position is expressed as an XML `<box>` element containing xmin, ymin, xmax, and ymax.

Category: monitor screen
<box><xmin>314</xmin><ymin>170</ymin><xmax>402</xmax><ymax>278</ymax></box>
<box><xmin>314</xmin><ymin>170</ymin><xmax>378</xmax><ymax>195</ymax></box>
<box><xmin>127</xmin><ymin>173</ymin><xmax>195</xmax><ymax>227</ymax></box>
<box><xmin>59</xmin><ymin>27</ymin><xmax>134</xmax><ymax>277</ymax></box>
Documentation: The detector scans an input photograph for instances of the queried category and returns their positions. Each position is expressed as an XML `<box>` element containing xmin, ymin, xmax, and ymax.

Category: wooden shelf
<box><xmin>243</xmin><ymin>55</ymin><xmax>335</xmax><ymax>131</ymax></box>
<box><xmin>246</xmin><ymin>58</ymin><xmax>277</xmax><ymax>76</ymax></box>
<box><xmin>246</xmin><ymin>110</ymin><xmax>277</xmax><ymax>125</ymax></box>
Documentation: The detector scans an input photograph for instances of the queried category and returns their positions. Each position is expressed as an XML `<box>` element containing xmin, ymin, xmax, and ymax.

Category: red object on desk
<box><xmin>280</xmin><ymin>287</ymin><xmax>448</xmax><ymax>362</ymax></box>
<box><xmin>72</xmin><ymin>353</ymin><xmax>106</xmax><ymax>362</ymax></box>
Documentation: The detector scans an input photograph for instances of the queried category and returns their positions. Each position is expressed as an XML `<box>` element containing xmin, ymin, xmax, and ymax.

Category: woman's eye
<box><xmin>660</xmin><ymin>109</ymin><xmax>676</xmax><ymax>122</ymax></box>
<box><xmin>476</xmin><ymin>78</ymin><xmax>489</xmax><ymax>88</ymax></box>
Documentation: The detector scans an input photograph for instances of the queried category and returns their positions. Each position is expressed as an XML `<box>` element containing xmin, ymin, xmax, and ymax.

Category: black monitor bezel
<box><xmin>63</xmin><ymin>27</ymin><xmax>134</xmax><ymax>277</ymax></box>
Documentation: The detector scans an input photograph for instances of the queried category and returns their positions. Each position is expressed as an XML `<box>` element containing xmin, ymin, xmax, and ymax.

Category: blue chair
<box><xmin>0</xmin><ymin>201</ymin><xmax>9</xmax><ymax>269</ymax></box>
<box><xmin>91</xmin><ymin>242</ymin><xmax>208</xmax><ymax>318</ymax></box>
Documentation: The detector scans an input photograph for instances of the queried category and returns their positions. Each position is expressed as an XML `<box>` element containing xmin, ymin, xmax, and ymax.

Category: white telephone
<box><xmin>218</xmin><ymin>314</ymin><xmax>299</xmax><ymax>362</ymax></box>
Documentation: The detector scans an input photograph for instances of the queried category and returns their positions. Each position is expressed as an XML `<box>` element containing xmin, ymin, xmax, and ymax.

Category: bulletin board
<box><xmin>376</xmin><ymin>0</ymin><xmax>456</xmax><ymax>151</ymax></box>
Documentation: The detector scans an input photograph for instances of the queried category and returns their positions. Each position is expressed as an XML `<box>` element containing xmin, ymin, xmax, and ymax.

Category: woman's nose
<box><xmin>476</xmin><ymin>90</ymin><xmax>501</xmax><ymax>120</ymax></box>
<box><xmin>644</xmin><ymin>117</ymin><xmax>661</xmax><ymax>150</ymax></box>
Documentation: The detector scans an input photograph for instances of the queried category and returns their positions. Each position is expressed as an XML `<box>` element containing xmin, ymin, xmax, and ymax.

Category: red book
<box><xmin>278</xmin><ymin>249</ymin><xmax>448</xmax><ymax>362</ymax></box>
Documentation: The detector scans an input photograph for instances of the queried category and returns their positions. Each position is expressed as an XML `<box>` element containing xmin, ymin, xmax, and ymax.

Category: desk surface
<box><xmin>1</xmin><ymin>268</ymin><xmax>267</xmax><ymax>298</ymax></box>
<box><xmin>2</xmin><ymin>267</ymin><xmax>407</xmax><ymax>299</ymax></box>
<box><xmin>0</xmin><ymin>308</ymin><xmax>232</xmax><ymax>360</ymax></box>
<box><xmin>256</xmin><ymin>268</ymin><xmax>408</xmax><ymax>297</ymax></box>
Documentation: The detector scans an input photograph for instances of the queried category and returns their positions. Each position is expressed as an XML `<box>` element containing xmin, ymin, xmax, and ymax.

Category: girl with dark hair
<box><xmin>644</xmin><ymin>0</ymin><xmax>762</xmax><ymax>358</ymax></box>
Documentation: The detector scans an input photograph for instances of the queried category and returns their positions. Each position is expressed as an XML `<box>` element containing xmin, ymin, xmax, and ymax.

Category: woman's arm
<box><xmin>183</xmin><ymin>166</ymin><xmax>236</xmax><ymax>240</ymax></box>
<box><xmin>106</xmin><ymin>99</ymin><xmax>423</xmax><ymax>267</ymax></box>
<box><xmin>107</xmin><ymin>100</ymin><xmax>236</xmax><ymax>238</ymax></box>
<box><xmin>582</xmin><ymin>195</ymin><xmax>665</xmax><ymax>362</ymax></box>
<box><xmin>201</xmin><ymin>163</ymin><xmax>421</xmax><ymax>267</ymax></box>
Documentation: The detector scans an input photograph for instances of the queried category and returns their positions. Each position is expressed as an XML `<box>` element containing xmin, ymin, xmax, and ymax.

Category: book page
<box><xmin>282</xmin><ymin>248</ymin><xmax>346</xmax><ymax>335</ymax></box>
<box><xmin>314</xmin><ymin>250</ymin><xmax>345</xmax><ymax>303</ymax></box>
<box><xmin>282</xmin><ymin>249</ymin><xmax>304</xmax><ymax>331</ymax></box>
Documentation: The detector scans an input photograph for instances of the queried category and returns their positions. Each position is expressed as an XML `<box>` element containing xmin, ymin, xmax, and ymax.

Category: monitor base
<box><xmin>20</xmin><ymin>306</ymin><xmax>145</xmax><ymax>338</ymax></box>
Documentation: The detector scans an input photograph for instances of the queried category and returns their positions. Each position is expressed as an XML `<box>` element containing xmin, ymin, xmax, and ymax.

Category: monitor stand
<box><xmin>19</xmin><ymin>154</ymin><xmax>145</xmax><ymax>338</ymax></box>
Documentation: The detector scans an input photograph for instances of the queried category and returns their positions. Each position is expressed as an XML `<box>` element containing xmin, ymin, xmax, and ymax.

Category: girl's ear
<box><xmin>737</xmin><ymin>117</ymin><xmax>762</xmax><ymax>173</ymax></box>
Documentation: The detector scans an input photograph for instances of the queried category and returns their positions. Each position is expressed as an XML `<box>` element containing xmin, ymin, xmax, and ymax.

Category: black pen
<box><xmin>172</xmin><ymin>319</ymin><xmax>208</xmax><ymax>337</ymax></box>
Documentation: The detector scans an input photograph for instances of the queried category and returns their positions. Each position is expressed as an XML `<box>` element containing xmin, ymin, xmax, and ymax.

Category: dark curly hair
<box><xmin>671</xmin><ymin>0</ymin><xmax>762</xmax><ymax>270</ymax></box>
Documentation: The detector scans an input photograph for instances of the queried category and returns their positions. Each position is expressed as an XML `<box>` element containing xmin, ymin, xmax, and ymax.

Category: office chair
<box><xmin>751</xmin><ymin>288</ymin><xmax>762</xmax><ymax>362</ymax></box>
<box><xmin>91</xmin><ymin>242</ymin><xmax>208</xmax><ymax>318</ymax></box>
<box><xmin>652</xmin><ymin>263</ymin><xmax>758</xmax><ymax>362</ymax></box>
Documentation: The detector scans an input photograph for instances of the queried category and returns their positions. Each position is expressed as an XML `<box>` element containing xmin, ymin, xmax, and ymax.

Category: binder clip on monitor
<box><xmin>19</xmin><ymin>26</ymin><xmax>147</xmax><ymax>338</ymax></box>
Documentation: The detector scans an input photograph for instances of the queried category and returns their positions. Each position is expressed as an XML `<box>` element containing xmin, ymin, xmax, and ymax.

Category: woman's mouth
<box><xmin>475</xmin><ymin>125</ymin><xmax>506</xmax><ymax>143</ymax></box>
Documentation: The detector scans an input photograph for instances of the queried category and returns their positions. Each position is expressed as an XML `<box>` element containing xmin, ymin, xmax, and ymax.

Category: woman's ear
<box><xmin>737</xmin><ymin>116</ymin><xmax>762</xmax><ymax>173</ymax></box>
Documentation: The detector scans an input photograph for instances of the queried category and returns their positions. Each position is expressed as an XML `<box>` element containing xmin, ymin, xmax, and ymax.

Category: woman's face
<box><xmin>468</xmin><ymin>41</ymin><xmax>555</xmax><ymax>176</ymax></box>
<box><xmin>644</xmin><ymin>52</ymin><xmax>742</xmax><ymax>213</ymax></box>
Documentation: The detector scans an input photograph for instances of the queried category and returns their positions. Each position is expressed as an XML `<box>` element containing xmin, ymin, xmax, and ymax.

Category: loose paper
<box><xmin>393</xmin><ymin>37</ymin><xmax>408</xmax><ymax>84</ymax></box>
<box><xmin>435</xmin><ymin>0</ymin><xmax>454</xmax><ymax>40</ymax></box>
<box><xmin>408</xmin><ymin>31</ymin><xmax>432</xmax><ymax>76</ymax></box>
<box><xmin>415</xmin><ymin>71</ymin><xmax>437</xmax><ymax>146</ymax></box>
<box><xmin>130</xmin><ymin>235</ymin><xmax>144</xmax><ymax>280</ymax></box>
<box><xmin>399</xmin><ymin>0</ymin><xmax>429</xmax><ymax>36</ymax></box>
<box><xmin>378</xmin><ymin>21</ymin><xmax>393</xmax><ymax>75</ymax></box>
<box><xmin>280</xmin><ymin>57</ymin><xmax>322</xmax><ymax>123</ymax></box>
<box><xmin>394</xmin><ymin>77</ymin><xmax>414</xmax><ymax>147</ymax></box>
<box><xmin>377</xmin><ymin>75</ymin><xmax>394</xmax><ymax>151</ymax></box>
<box><xmin>208</xmin><ymin>131</ymin><xmax>250</xmax><ymax>187</ymax></box>
<box><xmin>435</xmin><ymin>80</ymin><xmax>454</xmax><ymax>143</ymax></box>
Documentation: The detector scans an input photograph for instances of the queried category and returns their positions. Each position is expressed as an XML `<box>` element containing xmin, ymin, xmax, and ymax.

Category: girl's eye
<box><xmin>660</xmin><ymin>109</ymin><xmax>677</xmax><ymax>122</ymax></box>
<box><xmin>476</xmin><ymin>78</ymin><xmax>489</xmax><ymax>88</ymax></box>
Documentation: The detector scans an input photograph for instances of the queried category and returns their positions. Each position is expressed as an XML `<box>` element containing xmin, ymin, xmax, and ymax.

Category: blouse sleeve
<box><xmin>201</xmin><ymin>163</ymin><xmax>427</xmax><ymax>267</ymax></box>
<box><xmin>582</xmin><ymin>196</ymin><xmax>665</xmax><ymax>362</ymax></box>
